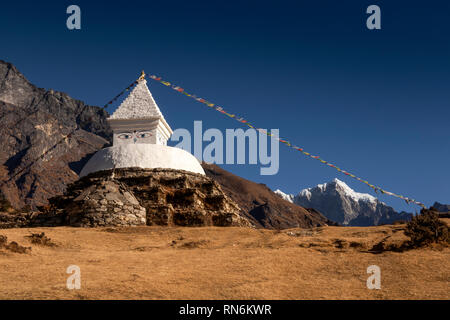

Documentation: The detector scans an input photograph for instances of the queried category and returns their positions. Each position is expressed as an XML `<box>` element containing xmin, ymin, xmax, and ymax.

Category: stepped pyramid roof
<box><xmin>109</xmin><ymin>77</ymin><xmax>164</xmax><ymax>120</ymax></box>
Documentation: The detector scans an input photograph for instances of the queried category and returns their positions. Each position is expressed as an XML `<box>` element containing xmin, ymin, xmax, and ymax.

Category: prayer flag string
<box><xmin>103</xmin><ymin>80</ymin><xmax>139</xmax><ymax>109</ymax></box>
<box><xmin>147</xmin><ymin>73</ymin><xmax>426</xmax><ymax>208</ymax></box>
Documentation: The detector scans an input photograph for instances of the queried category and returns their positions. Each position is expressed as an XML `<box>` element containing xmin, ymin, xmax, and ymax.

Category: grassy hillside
<box><xmin>0</xmin><ymin>221</ymin><xmax>448</xmax><ymax>299</ymax></box>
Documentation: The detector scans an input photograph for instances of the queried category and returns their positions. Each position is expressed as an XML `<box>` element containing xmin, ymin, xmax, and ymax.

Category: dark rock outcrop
<box><xmin>430</xmin><ymin>202</ymin><xmax>450</xmax><ymax>218</ymax></box>
<box><xmin>432</xmin><ymin>202</ymin><xmax>450</xmax><ymax>213</ymax></box>
<box><xmin>0</xmin><ymin>60</ymin><xmax>112</xmax><ymax>209</ymax></box>
<box><xmin>30</xmin><ymin>168</ymin><xmax>251</xmax><ymax>228</ymax></box>
<box><xmin>0</xmin><ymin>191</ymin><xmax>13</xmax><ymax>212</ymax></box>
<box><xmin>0</xmin><ymin>191</ymin><xmax>31</xmax><ymax>228</ymax></box>
<box><xmin>201</xmin><ymin>163</ymin><xmax>333</xmax><ymax>229</ymax></box>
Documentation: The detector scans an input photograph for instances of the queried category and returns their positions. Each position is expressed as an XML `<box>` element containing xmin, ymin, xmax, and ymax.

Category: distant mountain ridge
<box><xmin>275</xmin><ymin>179</ymin><xmax>413</xmax><ymax>226</ymax></box>
<box><xmin>432</xmin><ymin>202</ymin><xmax>450</xmax><ymax>213</ymax></box>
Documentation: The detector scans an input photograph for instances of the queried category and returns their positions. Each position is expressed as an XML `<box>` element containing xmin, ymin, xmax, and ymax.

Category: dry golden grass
<box><xmin>0</xmin><ymin>221</ymin><xmax>449</xmax><ymax>300</ymax></box>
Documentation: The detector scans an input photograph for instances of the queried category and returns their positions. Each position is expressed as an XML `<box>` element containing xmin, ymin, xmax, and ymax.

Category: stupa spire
<box><xmin>109</xmin><ymin>72</ymin><xmax>164</xmax><ymax>120</ymax></box>
<box><xmin>138</xmin><ymin>70</ymin><xmax>146</xmax><ymax>81</ymax></box>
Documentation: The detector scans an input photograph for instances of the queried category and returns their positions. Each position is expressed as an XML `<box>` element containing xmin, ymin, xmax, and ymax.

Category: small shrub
<box><xmin>0</xmin><ymin>235</ymin><xmax>7</xmax><ymax>246</ymax></box>
<box><xmin>179</xmin><ymin>240</ymin><xmax>210</xmax><ymax>249</ymax></box>
<box><xmin>0</xmin><ymin>235</ymin><xmax>31</xmax><ymax>254</ymax></box>
<box><xmin>26</xmin><ymin>232</ymin><xmax>57</xmax><ymax>247</ymax></box>
<box><xmin>6</xmin><ymin>241</ymin><xmax>31</xmax><ymax>254</ymax></box>
<box><xmin>405</xmin><ymin>209</ymin><xmax>449</xmax><ymax>247</ymax></box>
<box><xmin>333</xmin><ymin>239</ymin><xmax>349</xmax><ymax>249</ymax></box>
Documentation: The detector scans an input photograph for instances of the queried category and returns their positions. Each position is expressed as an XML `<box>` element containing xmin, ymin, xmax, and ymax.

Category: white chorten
<box><xmin>80</xmin><ymin>72</ymin><xmax>205</xmax><ymax>177</ymax></box>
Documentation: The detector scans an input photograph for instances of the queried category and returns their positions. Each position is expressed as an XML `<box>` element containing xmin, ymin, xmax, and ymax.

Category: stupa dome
<box><xmin>80</xmin><ymin>144</ymin><xmax>205</xmax><ymax>177</ymax></box>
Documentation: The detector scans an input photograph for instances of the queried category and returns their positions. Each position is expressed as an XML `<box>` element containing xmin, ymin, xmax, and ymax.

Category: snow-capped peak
<box><xmin>273</xmin><ymin>189</ymin><xmax>294</xmax><ymax>203</ymax></box>
<box><xmin>299</xmin><ymin>178</ymin><xmax>377</xmax><ymax>203</ymax></box>
<box><xmin>331</xmin><ymin>178</ymin><xmax>377</xmax><ymax>202</ymax></box>
<box><xmin>276</xmin><ymin>178</ymin><xmax>412</xmax><ymax>226</ymax></box>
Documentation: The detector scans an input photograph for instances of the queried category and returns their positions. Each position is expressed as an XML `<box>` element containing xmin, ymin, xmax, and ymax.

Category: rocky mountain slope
<box><xmin>0</xmin><ymin>60</ymin><xmax>111</xmax><ymax>209</ymax></box>
<box><xmin>202</xmin><ymin>163</ymin><xmax>334</xmax><ymax>229</ymax></box>
<box><xmin>276</xmin><ymin>179</ymin><xmax>412</xmax><ymax>226</ymax></box>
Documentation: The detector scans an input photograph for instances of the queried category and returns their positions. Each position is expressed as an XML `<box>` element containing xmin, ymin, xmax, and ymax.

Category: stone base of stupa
<box><xmin>31</xmin><ymin>168</ymin><xmax>251</xmax><ymax>228</ymax></box>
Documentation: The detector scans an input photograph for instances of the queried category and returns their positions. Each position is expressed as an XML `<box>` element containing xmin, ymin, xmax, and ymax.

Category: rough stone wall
<box><xmin>102</xmin><ymin>168</ymin><xmax>250</xmax><ymax>227</ymax></box>
<box><xmin>30</xmin><ymin>168</ymin><xmax>251</xmax><ymax>228</ymax></box>
<box><xmin>66</xmin><ymin>180</ymin><xmax>146</xmax><ymax>227</ymax></box>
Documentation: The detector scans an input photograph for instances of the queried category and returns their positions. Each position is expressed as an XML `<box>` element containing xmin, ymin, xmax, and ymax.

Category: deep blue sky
<box><xmin>1</xmin><ymin>0</ymin><xmax>449</xmax><ymax>212</ymax></box>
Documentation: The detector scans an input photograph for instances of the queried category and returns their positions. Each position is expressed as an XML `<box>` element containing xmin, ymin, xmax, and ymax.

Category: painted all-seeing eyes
<box><xmin>118</xmin><ymin>133</ymin><xmax>132</xmax><ymax>140</ymax></box>
<box><xmin>118</xmin><ymin>132</ymin><xmax>152</xmax><ymax>140</ymax></box>
<box><xmin>138</xmin><ymin>132</ymin><xmax>152</xmax><ymax>139</ymax></box>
